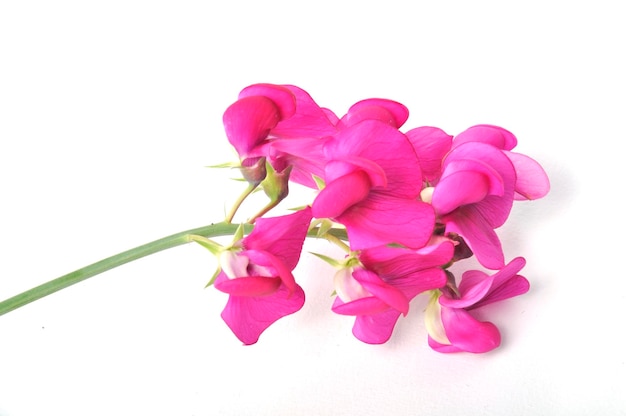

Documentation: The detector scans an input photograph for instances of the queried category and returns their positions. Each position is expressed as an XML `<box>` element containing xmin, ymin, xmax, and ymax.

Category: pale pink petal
<box><xmin>453</xmin><ymin>124</ymin><xmax>517</xmax><ymax>150</ymax></box>
<box><xmin>352</xmin><ymin>309</ymin><xmax>403</xmax><ymax>344</ymax></box>
<box><xmin>352</xmin><ymin>269</ymin><xmax>409</xmax><ymax>315</ymax></box>
<box><xmin>504</xmin><ymin>151</ymin><xmax>550</xmax><ymax>200</ymax></box>
<box><xmin>220</xmin><ymin>284</ymin><xmax>305</xmax><ymax>345</ymax></box>
<box><xmin>440</xmin><ymin>306</ymin><xmax>501</xmax><ymax>353</ymax></box>
<box><xmin>312</xmin><ymin>170</ymin><xmax>371</xmax><ymax>219</ymax></box>
<box><xmin>338</xmin><ymin>194</ymin><xmax>435</xmax><ymax>250</ymax></box>
<box><xmin>223</xmin><ymin>96</ymin><xmax>280</xmax><ymax>157</ymax></box>
<box><xmin>237</xmin><ymin>83</ymin><xmax>296</xmax><ymax>120</ymax></box>
<box><xmin>243</xmin><ymin>207</ymin><xmax>312</xmax><ymax>271</ymax></box>
<box><xmin>405</xmin><ymin>126</ymin><xmax>453</xmax><ymax>183</ymax></box>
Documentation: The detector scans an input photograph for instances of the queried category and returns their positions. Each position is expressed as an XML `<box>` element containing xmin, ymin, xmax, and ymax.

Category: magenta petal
<box><xmin>237</xmin><ymin>83</ymin><xmax>296</xmax><ymax>120</ymax></box>
<box><xmin>220</xmin><ymin>284</ymin><xmax>305</xmax><ymax>345</ymax></box>
<box><xmin>432</xmin><ymin>169</ymin><xmax>493</xmax><ymax>215</ymax></box>
<box><xmin>271</xmin><ymin>85</ymin><xmax>337</xmax><ymax>139</ymax></box>
<box><xmin>324</xmin><ymin>120</ymin><xmax>422</xmax><ymax>198</ymax></box>
<box><xmin>332</xmin><ymin>296</ymin><xmax>390</xmax><ymax>316</ymax></box>
<box><xmin>338</xmin><ymin>194</ymin><xmax>435</xmax><ymax>250</ymax></box>
<box><xmin>312</xmin><ymin>170</ymin><xmax>371</xmax><ymax>219</ymax></box>
<box><xmin>505</xmin><ymin>151</ymin><xmax>550</xmax><ymax>200</ymax></box>
<box><xmin>223</xmin><ymin>96</ymin><xmax>280</xmax><ymax>157</ymax></box>
<box><xmin>214</xmin><ymin>274</ymin><xmax>281</xmax><ymax>297</ymax></box>
<box><xmin>405</xmin><ymin>126</ymin><xmax>453</xmax><ymax>183</ymax></box>
<box><xmin>443</xmin><ymin>208</ymin><xmax>505</xmax><ymax>270</ymax></box>
<box><xmin>243</xmin><ymin>207</ymin><xmax>312</xmax><ymax>271</ymax></box>
<box><xmin>352</xmin><ymin>269</ymin><xmax>409</xmax><ymax>315</ymax></box>
<box><xmin>341</xmin><ymin>98</ymin><xmax>409</xmax><ymax>128</ymax></box>
<box><xmin>352</xmin><ymin>309</ymin><xmax>403</xmax><ymax>344</ymax></box>
<box><xmin>428</xmin><ymin>336</ymin><xmax>465</xmax><ymax>353</ymax></box>
<box><xmin>453</xmin><ymin>124</ymin><xmax>517</xmax><ymax>150</ymax></box>
<box><xmin>440</xmin><ymin>306</ymin><xmax>501</xmax><ymax>353</ymax></box>
<box><xmin>244</xmin><ymin>249</ymin><xmax>298</xmax><ymax>294</ymax></box>
<box><xmin>440</xmin><ymin>271</ymin><xmax>493</xmax><ymax>309</ymax></box>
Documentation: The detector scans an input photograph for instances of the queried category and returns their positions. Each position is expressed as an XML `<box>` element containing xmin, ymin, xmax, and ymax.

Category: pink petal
<box><xmin>338</xmin><ymin>193</ymin><xmax>435</xmax><ymax>250</ymax></box>
<box><xmin>223</xmin><ymin>96</ymin><xmax>280</xmax><ymax>157</ymax></box>
<box><xmin>440</xmin><ymin>306</ymin><xmax>501</xmax><ymax>353</ymax></box>
<box><xmin>428</xmin><ymin>336</ymin><xmax>465</xmax><ymax>353</ymax></box>
<box><xmin>352</xmin><ymin>309</ymin><xmax>403</xmax><ymax>344</ymax></box>
<box><xmin>432</xmin><ymin>169</ymin><xmax>494</xmax><ymax>216</ymax></box>
<box><xmin>312</xmin><ymin>170</ymin><xmax>371</xmax><ymax>219</ymax></box>
<box><xmin>453</xmin><ymin>124</ymin><xmax>517</xmax><ymax>151</ymax></box>
<box><xmin>443</xmin><ymin>208</ymin><xmax>505</xmax><ymax>270</ymax></box>
<box><xmin>504</xmin><ymin>151</ymin><xmax>550</xmax><ymax>200</ymax></box>
<box><xmin>237</xmin><ymin>83</ymin><xmax>296</xmax><ymax>120</ymax></box>
<box><xmin>324</xmin><ymin>158</ymin><xmax>387</xmax><ymax>188</ymax></box>
<box><xmin>271</xmin><ymin>84</ymin><xmax>337</xmax><ymax>139</ymax></box>
<box><xmin>244</xmin><ymin>249</ymin><xmax>298</xmax><ymax>294</ymax></box>
<box><xmin>360</xmin><ymin>240</ymin><xmax>455</xmax><ymax>276</ymax></box>
<box><xmin>331</xmin><ymin>295</ymin><xmax>390</xmax><ymax>316</ymax></box>
<box><xmin>440</xmin><ymin>270</ymin><xmax>493</xmax><ymax>309</ymax></box>
<box><xmin>352</xmin><ymin>269</ymin><xmax>409</xmax><ymax>315</ymax></box>
<box><xmin>243</xmin><ymin>207</ymin><xmax>312</xmax><ymax>271</ymax></box>
<box><xmin>405</xmin><ymin>126</ymin><xmax>453</xmax><ymax>183</ymax></box>
<box><xmin>340</xmin><ymin>98</ymin><xmax>409</xmax><ymax>128</ymax></box>
<box><xmin>220</xmin><ymin>284</ymin><xmax>305</xmax><ymax>345</ymax></box>
<box><xmin>214</xmin><ymin>273</ymin><xmax>281</xmax><ymax>297</ymax></box>
<box><xmin>324</xmin><ymin>120</ymin><xmax>422</xmax><ymax>198</ymax></box>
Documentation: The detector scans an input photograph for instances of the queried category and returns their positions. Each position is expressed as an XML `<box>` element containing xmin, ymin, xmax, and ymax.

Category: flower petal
<box><xmin>440</xmin><ymin>306</ymin><xmax>501</xmax><ymax>353</ymax></box>
<box><xmin>338</xmin><ymin>193</ymin><xmax>435</xmax><ymax>250</ymax></box>
<box><xmin>223</xmin><ymin>96</ymin><xmax>280</xmax><ymax>157</ymax></box>
<box><xmin>352</xmin><ymin>269</ymin><xmax>409</xmax><ymax>315</ymax></box>
<box><xmin>453</xmin><ymin>124</ymin><xmax>517</xmax><ymax>151</ymax></box>
<box><xmin>352</xmin><ymin>309</ymin><xmax>403</xmax><ymax>344</ymax></box>
<box><xmin>214</xmin><ymin>273</ymin><xmax>281</xmax><ymax>297</ymax></box>
<box><xmin>238</xmin><ymin>83</ymin><xmax>296</xmax><ymax>120</ymax></box>
<box><xmin>243</xmin><ymin>207</ymin><xmax>312</xmax><ymax>271</ymax></box>
<box><xmin>340</xmin><ymin>98</ymin><xmax>409</xmax><ymax>128</ymax></box>
<box><xmin>312</xmin><ymin>170</ymin><xmax>371</xmax><ymax>219</ymax></box>
<box><xmin>443</xmin><ymin>207</ymin><xmax>505</xmax><ymax>270</ymax></box>
<box><xmin>504</xmin><ymin>151</ymin><xmax>550</xmax><ymax>200</ymax></box>
<box><xmin>406</xmin><ymin>126</ymin><xmax>453</xmax><ymax>183</ymax></box>
<box><xmin>220</xmin><ymin>284</ymin><xmax>305</xmax><ymax>345</ymax></box>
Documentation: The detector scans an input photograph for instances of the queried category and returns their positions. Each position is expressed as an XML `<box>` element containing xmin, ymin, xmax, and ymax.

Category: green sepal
<box><xmin>205</xmin><ymin>266</ymin><xmax>221</xmax><ymax>288</ymax></box>
<box><xmin>309</xmin><ymin>251</ymin><xmax>345</xmax><ymax>268</ymax></box>
<box><xmin>312</xmin><ymin>174</ymin><xmax>325</xmax><ymax>190</ymax></box>
<box><xmin>189</xmin><ymin>234</ymin><xmax>223</xmax><ymax>256</ymax></box>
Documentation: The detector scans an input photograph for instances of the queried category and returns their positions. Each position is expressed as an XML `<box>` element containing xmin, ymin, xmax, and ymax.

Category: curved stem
<box><xmin>0</xmin><ymin>222</ymin><xmax>245</xmax><ymax>317</ymax></box>
<box><xmin>0</xmin><ymin>222</ymin><xmax>349</xmax><ymax>317</ymax></box>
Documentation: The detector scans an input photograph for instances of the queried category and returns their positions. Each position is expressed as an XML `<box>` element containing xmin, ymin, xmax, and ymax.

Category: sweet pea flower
<box><xmin>428</xmin><ymin>141</ymin><xmax>517</xmax><ymax>269</ymax></box>
<box><xmin>332</xmin><ymin>240</ymin><xmax>454</xmax><ymax>344</ymax></box>
<box><xmin>223</xmin><ymin>83</ymin><xmax>337</xmax><ymax>188</ymax></box>
<box><xmin>453</xmin><ymin>124</ymin><xmax>550</xmax><ymax>200</ymax></box>
<box><xmin>425</xmin><ymin>257</ymin><xmax>529</xmax><ymax>353</ymax></box>
<box><xmin>311</xmin><ymin>120</ymin><xmax>435</xmax><ymax>250</ymax></box>
<box><xmin>214</xmin><ymin>207</ymin><xmax>312</xmax><ymax>344</ymax></box>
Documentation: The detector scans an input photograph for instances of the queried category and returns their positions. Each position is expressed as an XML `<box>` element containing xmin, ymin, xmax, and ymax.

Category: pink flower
<box><xmin>311</xmin><ymin>120</ymin><xmax>435</xmax><ymax>250</ymax></box>
<box><xmin>214</xmin><ymin>207</ymin><xmax>312</xmax><ymax>345</ymax></box>
<box><xmin>332</xmin><ymin>240</ymin><xmax>454</xmax><ymax>344</ymax></box>
<box><xmin>425</xmin><ymin>257</ymin><xmax>529</xmax><ymax>353</ymax></box>
<box><xmin>223</xmin><ymin>83</ymin><xmax>337</xmax><ymax>188</ymax></box>
<box><xmin>452</xmin><ymin>125</ymin><xmax>550</xmax><ymax>200</ymax></box>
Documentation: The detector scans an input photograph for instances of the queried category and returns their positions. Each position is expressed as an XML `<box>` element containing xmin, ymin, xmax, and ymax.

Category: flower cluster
<box><xmin>200</xmin><ymin>83</ymin><xmax>549</xmax><ymax>352</ymax></box>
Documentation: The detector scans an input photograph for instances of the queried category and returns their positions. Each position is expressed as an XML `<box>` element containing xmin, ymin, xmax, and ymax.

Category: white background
<box><xmin>1</xmin><ymin>1</ymin><xmax>624</xmax><ymax>415</ymax></box>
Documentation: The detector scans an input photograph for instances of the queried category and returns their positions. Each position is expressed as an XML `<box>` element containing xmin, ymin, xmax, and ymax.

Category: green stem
<box><xmin>225</xmin><ymin>183</ymin><xmax>257</xmax><ymax>223</ymax></box>
<box><xmin>0</xmin><ymin>223</ymin><xmax>349</xmax><ymax>317</ymax></box>
<box><xmin>0</xmin><ymin>222</ymin><xmax>245</xmax><ymax>317</ymax></box>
